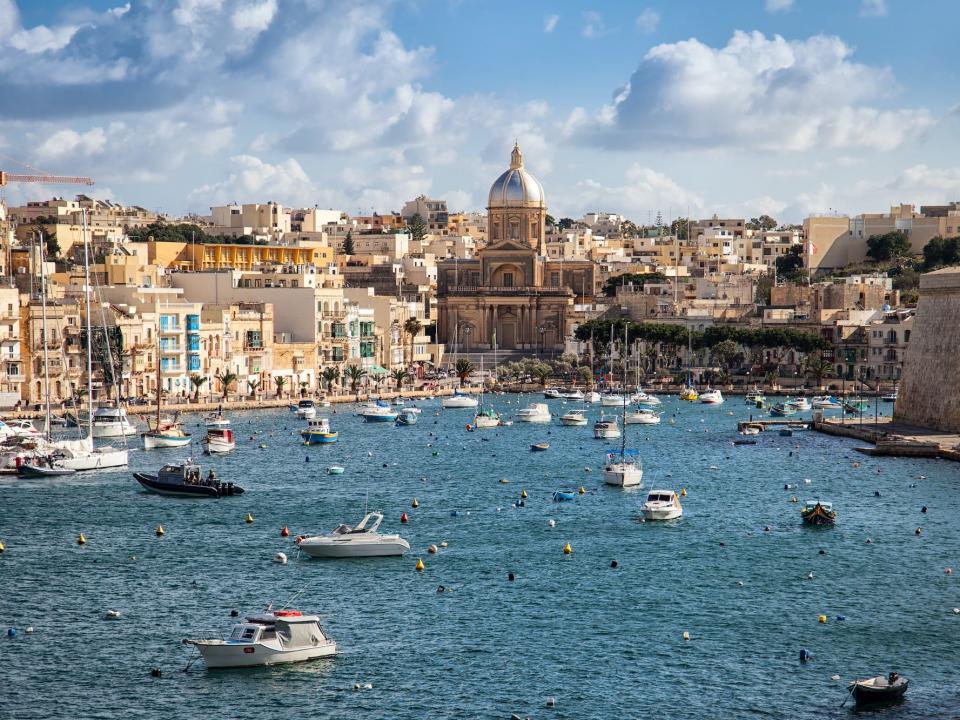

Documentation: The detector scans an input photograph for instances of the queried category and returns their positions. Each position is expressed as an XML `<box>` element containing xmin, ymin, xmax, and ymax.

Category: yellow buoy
<box><xmin>411</xmin><ymin>498</ymin><xmax>419</xmax><ymax>509</ymax></box>
<box><xmin>680</xmin><ymin>488</ymin><xmax>687</xmax><ymax>497</ymax></box>
<box><xmin>818</xmin><ymin>615</ymin><xmax>827</xmax><ymax>624</ymax></box>
<box><xmin>245</xmin><ymin>513</ymin><xmax>254</xmax><ymax>524</ymax></box>
<box><xmin>77</xmin><ymin>533</ymin><xmax>86</xmax><ymax>546</ymax></box>
<box><xmin>563</xmin><ymin>542</ymin><xmax>572</xmax><ymax>555</ymax></box>
<box><xmin>0</xmin><ymin>540</ymin><xmax>5</xmax><ymax>552</ymax></box>
<box><xmin>415</xmin><ymin>557</ymin><xmax>425</xmax><ymax>572</ymax></box>
<box><xmin>578</xmin><ymin>486</ymin><xmax>586</xmax><ymax>495</ymax></box>
<box><xmin>155</xmin><ymin>525</ymin><xmax>164</xmax><ymax>537</ymax></box>
<box><xmin>520</xmin><ymin>489</ymin><xmax>528</xmax><ymax>499</ymax></box>
<box><xmin>682</xmin><ymin>631</ymin><xmax>690</xmax><ymax>641</ymax></box>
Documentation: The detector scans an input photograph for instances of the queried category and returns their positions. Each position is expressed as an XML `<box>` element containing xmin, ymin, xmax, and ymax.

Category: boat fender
<box><xmin>273</xmin><ymin>552</ymin><xmax>287</xmax><ymax>565</ymax></box>
<box><xmin>799</xmin><ymin>648</ymin><xmax>812</xmax><ymax>662</ymax></box>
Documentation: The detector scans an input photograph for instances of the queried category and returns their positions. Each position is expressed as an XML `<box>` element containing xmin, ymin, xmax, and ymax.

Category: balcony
<box><xmin>445</xmin><ymin>285</ymin><xmax>573</xmax><ymax>297</ymax></box>
<box><xmin>322</xmin><ymin>310</ymin><xmax>346</xmax><ymax>319</ymax></box>
<box><xmin>160</xmin><ymin>346</ymin><xmax>182</xmax><ymax>354</ymax></box>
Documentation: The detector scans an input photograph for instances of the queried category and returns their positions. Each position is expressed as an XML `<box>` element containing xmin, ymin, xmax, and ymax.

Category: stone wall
<box><xmin>894</xmin><ymin>268</ymin><xmax>960</xmax><ymax>431</ymax></box>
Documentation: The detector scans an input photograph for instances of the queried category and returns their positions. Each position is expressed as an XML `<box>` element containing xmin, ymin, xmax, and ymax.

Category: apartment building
<box><xmin>401</xmin><ymin>195</ymin><xmax>449</xmax><ymax>234</ymax></box>
<box><xmin>0</xmin><ymin>287</ymin><xmax>22</xmax><ymax>407</ymax></box>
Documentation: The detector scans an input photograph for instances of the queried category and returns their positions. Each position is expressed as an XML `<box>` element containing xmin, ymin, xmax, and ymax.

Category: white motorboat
<box><xmin>48</xmin><ymin>438</ymin><xmax>128</xmax><ymax>471</ymax></box>
<box><xmin>600</xmin><ymin>392</ymin><xmax>629</xmax><ymax>407</ymax></box>
<box><xmin>636</xmin><ymin>394</ymin><xmax>662</xmax><ymax>407</ymax></box>
<box><xmin>593</xmin><ymin>416</ymin><xmax>621</xmax><ymax>439</ymax></box>
<box><xmin>603</xmin><ymin>449</ymin><xmax>643</xmax><ymax>488</ymax></box>
<box><xmin>559</xmin><ymin>409</ymin><xmax>589</xmax><ymax>426</ymax></box>
<box><xmin>358</xmin><ymin>401</ymin><xmax>398</xmax><ymax>423</ymax></box>
<box><xmin>700</xmin><ymin>388</ymin><xmax>724</xmax><ymax>404</ymax></box>
<box><xmin>204</xmin><ymin>428</ymin><xmax>236</xmax><ymax>453</ymax></box>
<box><xmin>543</xmin><ymin>388</ymin><xmax>562</xmax><ymax>399</ymax></box>
<box><xmin>0</xmin><ymin>419</ymin><xmax>41</xmax><ymax>438</ymax></box>
<box><xmin>90</xmin><ymin>406</ymin><xmax>138</xmax><ymax>438</ymax></box>
<box><xmin>515</xmin><ymin>403</ymin><xmax>552</xmax><ymax>423</ymax></box>
<box><xmin>745</xmin><ymin>390</ymin><xmax>765</xmax><ymax>404</ymax></box>
<box><xmin>204</xmin><ymin>412</ymin><xmax>230</xmax><ymax>427</ymax></box>
<box><xmin>583</xmin><ymin>391</ymin><xmax>601</xmax><ymax>403</ymax></box>
<box><xmin>787</xmin><ymin>397</ymin><xmax>812</xmax><ymax>411</ymax></box>
<box><xmin>625</xmin><ymin>409</ymin><xmax>661</xmax><ymax>425</ymax></box>
<box><xmin>183</xmin><ymin>608</ymin><xmax>336</xmax><ymax>668</ymax></box>
<box><xmin>740</xmin><ymin>425</ymin><xmax>761</xmax><ymax>436</ymax></box>
<box><xmin>142</xmin><ymin>426</ymin><xmax>192</xmax><ymax>449</ymax></box>
<box><xmin>441</xmin><ymin>390</ymin><xmax>479</xmax><ymax>409</ymax></box>
<box><xmin>641</xmin><ymin>489</ymin><xmax>683</xmax><ymax>520</ymax></box>
<box><xmin>296</xmin><ymin>512</ymin><xmax>410</xmax><ymax>558</ymax></box>
<box><xmin>558</xmin><ymin>388</ymin><xmax>584</xmax><ymax>400</ymax></box>
<box><xmin>812</xmin><ymin>395</ymin><xmax>843</xmax><ymax>409</ymax></box>
<box><xmin>296</xmin><ymin>400</ymin><xmax>317</xmax><ymax>419</ymax></box>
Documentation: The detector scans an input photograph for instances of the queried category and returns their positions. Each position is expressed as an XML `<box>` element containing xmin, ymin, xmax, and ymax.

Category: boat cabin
<box><xmin>158</xmin><ymin>462</ymin><xmax>203</xmax><ymax>484</ymax></box>
<box><xmin>297</xmin><ymin>400</ymin><xmax>316</xmax><ymax>409</ymax></box>
<box><xmin>802</xmin><ymin>500</ymin><xmax>832</xmax><ymax>512</ymax></box>
<box><xmin>645</xmin><ymin>491</ymin><xmax>678</xmax><ymax>504</ymax></box>
<box><xmin>305</xmin><ymin>418</ymin><xmax>332</xmax><ymax>432</ymax></box>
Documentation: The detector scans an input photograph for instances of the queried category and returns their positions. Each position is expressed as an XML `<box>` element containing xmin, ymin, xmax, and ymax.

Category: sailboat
<box><xmin>602</xmin><ymin>325</ymin><xmax>643</xmax><ymax>487</ymax></box>
<box><xmin>680</xmin><ymin>324</ymin><xmax>698</xmax><ymax>401</ymax></box>
<box><xmin>20</xmin><ymin>217</ymin><xmax>128</xmax><ymax>474</ymax></box>
<box><xmin>142</xmin><ymin>335</ymin><xmax>192</xmax><ymax>449</ymax></box>
<box><xmin>474</xmin><ymin>355</ymin><xmax>501</xmax><ymax>428</ymax></box>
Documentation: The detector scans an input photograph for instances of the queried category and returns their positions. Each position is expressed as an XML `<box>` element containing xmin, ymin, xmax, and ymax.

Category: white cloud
<box><xmin>35</xmin><ymin>126</ymin><xmax>110</xmax><ymax>161</ymax></box>
<box><xmin>188</xmin><ymin>155</ymin><xmax>317</xmax><ymax>207</ymax></box>
<box><xmin>231</xmin><ymin>0</ymin><xmax>277</xmax><ymax>33</ymax></box>
<box><xmin>860</xmin><ymin>0</ymin><xmax>887</xmax><ymax>17</ymax></box>
<box><xmin>765</xmin><ymin>0</ymin><xmax>794</xmax><ymax>12</ymax></box>
<box><xmin>558</xmin><ymin>164</ymin><xmax>704</xmax><ymax>219</ymax></box>
<box><xmin>8</xmin><ymin>23</ymin><xmax>82</xmax><ymax>54</ymax></box>
<box><xmin>635</xmin><ymin>8</ymin><xmax>660</xmax><ymax>34</ymax></box>
<box><xmin>581</xmin><ymin>11</ymin><xmax>606</xmax><ymax>39</ymax></box>
<box><xmin>0</xmin><ymin>0</ymin><xmax>20</xmax><ymax>39</ymax></box>
<box><xmin>543</xmin><ymin>14</ymin><xmax>558</xmax><ymax>33</ymax></box>
<box><xmin>570</xmin><ymin>30</ymin><xmax>932</xmax><ymax>152</ymax></box>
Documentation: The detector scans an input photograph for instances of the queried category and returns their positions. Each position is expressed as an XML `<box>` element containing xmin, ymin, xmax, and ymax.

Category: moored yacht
<box><xmin>699</xmin><ymin>388</ymin><xmax>724</xmax><ymax>404</ymax></box>
<box><xmin>91</xmin><ymin>406</ymin><xmax>138</xmax><ymax>438</ymax></box>
<box><xmin>296</xmin><ymin>511</ymin><xmax>410</xmax><ymax>558</ymax></box>
<box><xmin>600</xmin><ymin>392</ymin><xmax>629</xmax><ymax>407</ymax></box>
<box><xmin>602</xmin><ymin>449</ymin><xmax>643</xmax><ymax>487</ymax></box>
<box><xmin>583</xmin><ymin>391</ymin><xmax>601</xmax><ymax>403</ymax></box>
<box><xmin>543</xmin><ymin>387</ymin><xmax>562</xmax><ymax>399</ymax></box>
<box><xmin>183</xmin><ymin>608</ymin><xmax>336</xmax><ymax>668</ymax></box>
<box><xmin>641</xmin><ymin>489</ymin><xmax>683</xmax><ymax>521</ymax></box>
<box><xmin>559</xmin><ymin>409</ymin><xmax>588</xmax><ymax>426</ymax></box>
<box><xmin>358</xmin><ymin>401</ymin><xmax>398</xmax><ymax>423</ymax></box>
<box><xmin>593</xmin><ymin>416</ymin><xmax>621</xmax><ymax>439</ymax></box>
<box><xmin>473</xmin><ymin>408</ymin><xmax>501</xmax><ymax>428</ymax></box>
<box><xmin>203</xmin><ymin>428</ymin><xmax>236</xmax><ymax>453</ymax></box>
<box><xmin>296</xmin><ymin>400</ymin><xmax>317</xmax><ymax>419</ymax></box>
<box><xmin>787</xmin><ymin>397</ymin><xmax>812</xmax><ymax>411</ymax></box>
<box><xmin>624</xmin><ymin>409</ymin><xmax>661</xmax><ymax>425</ymax></box>
<box><xmin>441</xmin><ymin>390</ymin><xmax>479</xmax><ymax>409</ymax></box>
<box><xmin>812</xmin><ymin>395</ymin><xmax>843</xmax><ymax>409</ymax></box>
<box><xmin>559</xmin><ymin>388</ymin><xmax>584</xmax><ymax>400</ymax></box>
<box><xmin>515</xmin><ymin>403</ymin><xmax>551</xmax><ymax>423</ymax></box>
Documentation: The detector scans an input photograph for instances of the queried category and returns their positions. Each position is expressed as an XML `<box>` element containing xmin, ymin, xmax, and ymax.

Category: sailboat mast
<box><xmin>81</xmin><ymin>210</ymin><xmax>94</xmax><ymax>441</ymax></box>
<box><xmin>621</xmin><ymin>323</ymin><xmax>628</xmax><ymax>463</ymax></box>
<box><xmin>38</xmin><ymin>229</ymin><xmax>52</xmax><ymax>440</ymax></box>
<box><xmin>155</xmin><ymin>332</ymin><xmax>162</xmax><ymax>429</ymax></box>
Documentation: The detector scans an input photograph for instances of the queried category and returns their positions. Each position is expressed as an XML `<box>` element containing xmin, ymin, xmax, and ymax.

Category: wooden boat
<box><xmin>530</xmin><ymin>442</ymin><xmax>550</xmax><ymax>452</ymax></box>
<box><xmin>800</xmin><ymin>500</ymin><xmax>837</xmax><ymax>526</ymax></box>
<box><xmin>134</xmin><ymin>462</ymin><xmax>244</xmax><ymax>498</ymax></box>
<box><xmin>300</xmin><ymin>418</ymin><xmax>338</xmax><ymax>445</ymax></box>
<box><xmin>203</xmin><ymin>428</ymin><xmax>236</xmax><ymax>454</ymax></box>
<box><xmin>849</xmin><ymin>673</ymin><xmax>908</xmax><ymax>706</ymax></box>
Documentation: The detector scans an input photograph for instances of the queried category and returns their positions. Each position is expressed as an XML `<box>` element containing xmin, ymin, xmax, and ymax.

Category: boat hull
<box><xmin>142</xmin><ymin>433</ymin><xmax>192</xmax><ymax>449</ymax></box>
<box><xmin>190</xmin><ymin>640</ymin><xmax>336</xmax><ymax>668</ymax></box>
<box><xmin>297</xmin><ymin>539</ymin><xmax>410</xmax><ymax>558</ymax></box>
<box><xmin>133</xmin><ymin>473</ymin><xmax>242</xmax><ymax>498</ymax></box>
<box><xmin>301</xmin><ymin>431</ymin><xmax>338</xmax><ymax>445</ymax></box>
<box><xmin>91</xmin><ymin>423</ymin><xmax>138</xmax><ymax>439</ymax></box>
<box><xmin>559</xmin><ymin>416</ymin><xmax>588</xmax><ymax>426</ymax></box>
<box><xmin>441</xmin><ymin>397</ymin><xmax>478</xmax><ymax>409</ymax></box>
<box><xmin>360</xmin><ymin>413</ymin><xmax>398</xmax><ymax>422</ymax></box>
<box><xmin>603</xmin><ymin>463</ymin><xmax>643</xmax><ymax>487</ymax></box>
<box><xmin>57</xmin><ymin>448</ymin><xmax>129</xmax><ymax>470</ymax></box>
<box><xmin>625</xmin><ymin>414</ymin><xmax>660</xmax><ymax>425</ymax></box>
<box><xmin>642</xmin><ymin>506</ymin><xmax>682</xmax><ymax>521</ymax></box>
<box><xmin>296</xmin><ymin>408</ymin><xmax>317</xmax><ymax>419</ymax></box>
<box><xmin>474</xmin><ymin>416</ymin><xmax>500</xmax><ymax>428</ymax></box>
<box><xmin>204</xmin><ymin>439</ymin><xmax>236</xmax><ymax>453</ymax></box>
<box><xmin>850</xmin><ymin>678</ymin><xmax>908</xmax><ymax>706</ymax></box>
<box><xmin>18</xmin><ymin>464</ymin><xmax>77</xmax><ymax>477</ymax></box>
<box><xmin>801</xmin><ymin>505</ymin><xmax>837</xmax><ymax>526</ymax></box>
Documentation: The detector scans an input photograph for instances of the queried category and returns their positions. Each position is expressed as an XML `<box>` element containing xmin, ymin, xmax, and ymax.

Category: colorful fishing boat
<box><xmin>301</xmin><ymin>417</ymin><xmax>338</xmax><ymax>445</ymax></box>
<box><xmin>800</xmin><ymin>500</ymin><xmax>837</xmax><ymax>526</ymax></box>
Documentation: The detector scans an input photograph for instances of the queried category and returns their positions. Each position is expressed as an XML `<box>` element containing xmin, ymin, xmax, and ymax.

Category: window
<box><xmin>503</xmin><ymin>272</ymin><xmax>514</xmax><ymax>287</ymax></box>
<box><xmin>510</xmin><ymin>222</ymin><xmax>520</xmax><ymax>240</ymax></box>
<box><xmin>551</xmin><ymin>272</ymin><xmax>560</xmax><ymax>287</ymax></box>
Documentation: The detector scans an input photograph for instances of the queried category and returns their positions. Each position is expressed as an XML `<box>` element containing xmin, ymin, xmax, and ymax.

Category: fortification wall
<box><xmin>894</xmin><ymin>268</ymin><xmax>960</xmax><ymax>431</ymax></box>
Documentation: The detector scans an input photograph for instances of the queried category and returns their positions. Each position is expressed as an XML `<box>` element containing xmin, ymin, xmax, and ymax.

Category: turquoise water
<box><xmin>2</xmin><ymin>395</ymin><xmax>958</xmax><ymax>719</ymax></box>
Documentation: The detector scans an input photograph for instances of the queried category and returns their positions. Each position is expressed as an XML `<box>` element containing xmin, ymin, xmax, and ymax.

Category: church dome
<box><xmin>488</xmin><ymin>143</ymin><xmax>545</xmax><ymax>208</ymax></box>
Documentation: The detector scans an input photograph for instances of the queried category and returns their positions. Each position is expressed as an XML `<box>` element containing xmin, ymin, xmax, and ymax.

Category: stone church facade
<box><xmin>437</xmin><ymin>144</ymin><xmax>593</xmax><ymax>353</ymax></box>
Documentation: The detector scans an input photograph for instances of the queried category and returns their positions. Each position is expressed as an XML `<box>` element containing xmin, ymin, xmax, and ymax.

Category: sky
<box><xmin>0</xmin><ymin>0</ymin><xmax>958</xmax><ymax>223</ymax></box>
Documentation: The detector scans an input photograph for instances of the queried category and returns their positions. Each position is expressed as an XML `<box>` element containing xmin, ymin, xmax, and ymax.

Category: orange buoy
<box><xmin>400</xmin><ymin>512</ymin><xmax>409</xmax><ymax>524</ymax></box>
<box><xmin>280</xmin><ymin>526</ymin><xmax>290</xmax><ymax>538</ymax></box>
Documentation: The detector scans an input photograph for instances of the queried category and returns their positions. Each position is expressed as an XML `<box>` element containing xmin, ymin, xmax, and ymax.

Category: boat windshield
<box><xmin>229</xmin><ymin>624</ymin><xmax>261</xmax><ymax>642</ymax></box>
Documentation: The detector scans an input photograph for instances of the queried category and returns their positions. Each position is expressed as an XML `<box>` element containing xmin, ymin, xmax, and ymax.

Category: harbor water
<box><xmin>2</xmin><ymin>395</ymin><xmax>958</xmax><ymax>719</ymax></box>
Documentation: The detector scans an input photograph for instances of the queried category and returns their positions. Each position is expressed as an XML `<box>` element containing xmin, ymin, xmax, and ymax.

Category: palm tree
<box><xmin>273</xmin><ymin>375</ymin><xmax>287</xmax><ymax>399</ymax></box>
<box><xmin>189</xmin><ymin>374</ymin><xmax>207</xmax><ymax>402</ymax></box>
<box><xmin>803</xmin><ymin>353</ymin><xmax>835</xmax><ymax>390</ymax></box>
<box><xmin>390</xmin><ymin>368</ymin><xmax>411</xmax><ymax>393</ymax></box>
<box><xmin>454</xmin><ymin>358</ymin><xmax>474</xmax><ymax>387</ymax></box>
<box><xmin>217</xmin><ymin>371</ymin><xmax>238</xmax><ymax>402</ymax></box>
<box><xmin>299</xmin><ymin>380</ymin><xmax>309</xmax><ymax>398</ymax></box>
<box><xmin>403</xmin><ymin>317</ymin><xmax>422</xmax><ymax>365</ymax></box>
<box><xmin>247</xmin><ymin>378</ymin><xmax>260</xmax><ymax>400</ymax></box>
<box><xmin>344</xmin><ymin>365</ymin><xmax>367</xmax><ymax>396</ymax></box>
<box><xmin>321</xmin><ymin>366</ymin><xmax>340</xmax><ymax>394</ymax></box>
<box><xmin>532</xmin><ymin>363</ymin><xmax>552</xmax><ymax>387</ymax></box>
<box><xmin>370</xmin><ymin>372</ymin><xmax>387</xmax><ymax>392</ymax></box>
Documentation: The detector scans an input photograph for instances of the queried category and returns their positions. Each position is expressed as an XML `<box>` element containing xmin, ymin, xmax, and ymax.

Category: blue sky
<box><xmin>1</xmin><ymin>0</ymin><xmax>958</xmax><ymax>223</ymax></box>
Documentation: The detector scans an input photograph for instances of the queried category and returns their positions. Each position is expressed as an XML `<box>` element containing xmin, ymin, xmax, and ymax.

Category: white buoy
<box><xmin>545</xmin><ymin>696</ymin><xmax>556</xmax><ymax>707</ymax></box>
<box><xmin>831</xmin><ymin>674</ymin><xmax>841</xmax><ymax>681</ymax></box>
<box><xmin>363</xmin><ymin>682</ymin><xmax>373</xmax><ymax>689</ymax></box>
<box><xmin>273</xmin><ymin>552</ymin><xmax>288</xmax><ymax>565</ymax></box>
<box><xmin>803</xmin><ymin>478</ymin><xmax>811</xmax><ymax>485</ymax></box>
<box><xmin>25</xmin><ymin>627</ymin><xmax>34</xmax><ymax>633</ymax></box>
<box><xmin>548</xmin><ymin>519</ymin><xmax>556</xmax><ymax>527</ymax></box>
<box><xmin>105</xmin><ymin>610</ymin><xmax>121</xmax><ymax>619</ymax></box>
<box><xmin>806</xmin><ymin>571</ymin><xmax>814</xmax><ymax>580</ymax></box>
